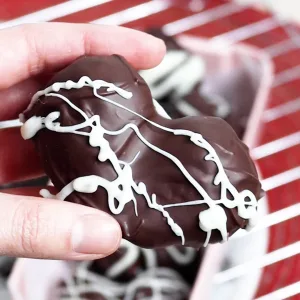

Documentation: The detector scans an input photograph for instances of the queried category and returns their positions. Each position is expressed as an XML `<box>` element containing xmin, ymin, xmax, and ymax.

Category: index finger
<box><xmin>0</xmin><ymin>23</ymin><xmax>166</xmax><ymax>90</ymax></box>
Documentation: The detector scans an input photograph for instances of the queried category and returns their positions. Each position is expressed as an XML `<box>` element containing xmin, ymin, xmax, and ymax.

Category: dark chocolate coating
<box><xmin>23</xmin><ymin>55</ymin><xmax>262</xmax><ymax>248</ymax></box>
<box><xmin>78</xmin><ymin>290</ymin><xmax>188</xmax><ymax>300</ymax></box>
<box><xmin>90</xmin><ymin>247</ymin><xmax>139</xmax><ymax>283</ymax></box>
<box><xmin>59</xmin><ymin>281</ymin><xmax>188</xmax><ymax>300</ymax></box>
<box><xmin>92</xmin><ymin>245</ymin><xmax>202</xmax><ymax>284</ymax></box>
<box><xmin>58</xmin><ymin>252</ymin><xmax>191</xmax><ymax>300</ymax></box>
<box><xmin>78</xmin><ymin>294</ymin><xmax>106</xmax><ymax>300</ymax></box>
<box><xmin>154</xmin><ymin>247</ymin><xmax>202</xmax><ymax>284</ymax></box>
<box><xmin>146</xmin><ymin>28</ymin><xmax>255</xmax><ymax>138</ymax></box>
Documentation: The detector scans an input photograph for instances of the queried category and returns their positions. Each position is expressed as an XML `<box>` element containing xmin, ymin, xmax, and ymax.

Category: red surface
<box><xmin>0</xmin><ymin>0</ymin><xmax>299</xmax><ymax>298</ymax></box>
<box><xmin>267</xmin><ymin>216</ymin><xmax>300</xmax><ymax>252</ymax></box>
<box><xmin>0</xmin><ymin>0</ymin><xmax>64</xmax><ymax>20</ymax></box>
<box><xmin>258</xmin><ymin>145</ymin><xmax>300</xmax><ymax>178</ymax></box>
<box><xmin>270</xmin><ymin>79</ymin><xmax>300</xmax><ymax>107</ymax></box>
<box><xmin>273</xmin><ymin>49</ymin><xmax>300</xmax><ymax>73</ymax></box>
<box><xmin>124</xmin><ymin>0</ymin><xmax>224</xmax><ymax>30</ymax></box>
<box><xmin>258</xmin><ymin>254</ymin><xmax>300</xmax><ymax>298</ymax></box>
<box><xmin>53</xmin><ymin>0</ymin><xmax>148</xmax><ymax>23</ymax></box>
<box><xmin>242</xmin><ymin>27</ymin><xmax>290</xmax><ymax>48</ymax></box>
<box><xmin>124</xmin><ymin>7</ymin><xmax>193</xmax><ymax>30</ymax></box>
<box><xmin>266</xmin><ymin>181</ymin><xmax>300</xmax><ymax>212</ymax></box>
<box><xmin>178</xmin><ymin>8</ymin><xmax>270</xmax><ymax>37</ymax></box>
<box><xmin>258</xmin><ymin>110</ymin><xmax>300</xmax><ymax>144</ymax></box>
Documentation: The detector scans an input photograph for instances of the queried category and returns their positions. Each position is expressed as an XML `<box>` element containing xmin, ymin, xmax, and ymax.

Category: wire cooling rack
<box><xmin>0</xmin><ymin>0</ymin><xmax>299</xmax><ymax>299</ymax></box>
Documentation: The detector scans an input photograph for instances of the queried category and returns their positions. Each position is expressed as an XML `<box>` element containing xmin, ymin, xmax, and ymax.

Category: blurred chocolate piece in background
<box><xmin>141</xmin><ymin>28</ymin><xmax>257</xmax><ymax>138</ymax></box>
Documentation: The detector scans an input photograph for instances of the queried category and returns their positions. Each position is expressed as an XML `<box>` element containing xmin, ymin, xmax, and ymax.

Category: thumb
<box><xmin>0</xmin><ymin>192</ymin><xmax>121</xmax><ymax>260</ymax></box>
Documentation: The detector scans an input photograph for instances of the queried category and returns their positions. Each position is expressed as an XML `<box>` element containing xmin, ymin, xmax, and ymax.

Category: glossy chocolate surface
<box><xmin>23</xmin><ymin>55</ymin><xmax>262</xmax><ymax>248</ymax></box>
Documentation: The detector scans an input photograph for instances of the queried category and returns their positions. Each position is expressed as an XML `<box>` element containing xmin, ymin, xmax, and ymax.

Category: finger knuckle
<box><xmin>17</xmin><ymin>24</ymin><xmax>42</xmax><ymax>76</ymax></box>
<box><xmin>12</xmin><ymin>201</ymin><xmax>44</xmax><ymax>254</ymax></box>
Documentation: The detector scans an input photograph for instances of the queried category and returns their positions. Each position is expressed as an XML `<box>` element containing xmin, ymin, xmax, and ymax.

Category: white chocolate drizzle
<box><xmin>21</xmin><ymin>76</ymin><xmax>259</xmax><ymax>246</ymax></box>
<box><xmin>140</xmin><ymin>50</ymin><xmax>230</xmax><ymax>118</ymax></box>
<box><xmin>103</xmin><ymin>240</ymin><xmax>196</xmax><ymax>280</ymax></box>
<box><xmin>59</xmin><ymin>240</ymin><xmax>195</xmax><ymax>299</ymax></box>
<box><xmin>140</xmin><ymin>50</ymin><xmax>205</xmax><ymax>100</ymax></box>
<box><xmin>60</xmin><ymin>265</ymin><xmax>190</xmax><ymax>300</ymax></box>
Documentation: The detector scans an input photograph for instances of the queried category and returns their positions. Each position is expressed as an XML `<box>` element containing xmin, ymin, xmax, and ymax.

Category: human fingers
<box><xmin>0</xmin><ymin>192</ymin><xmax>122</xmax><ymax>259</ymax></box>
<box><xmin>0</xmin><ymin>78</ymin><xmax>41</xmax><ymax>121</ymax></box>
<box><xmin>0</xmin><ymin>23</ymin><xmax>166</xmax><ymax>90</ymax></box>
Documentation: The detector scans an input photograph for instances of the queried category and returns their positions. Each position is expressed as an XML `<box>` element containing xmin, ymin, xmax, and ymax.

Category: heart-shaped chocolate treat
<box><xmin>21</xmin><ymin>55</ymin><xmax>262</xmax><ymax>248</ymax></box>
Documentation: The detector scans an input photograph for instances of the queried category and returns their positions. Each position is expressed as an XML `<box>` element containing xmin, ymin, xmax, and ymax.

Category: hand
<box><xmin>0</xmin><ymin>23</ymin><xmax>165</xmax><ymax>260</ymax></box>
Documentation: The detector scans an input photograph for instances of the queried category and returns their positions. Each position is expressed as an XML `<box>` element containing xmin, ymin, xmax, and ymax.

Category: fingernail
<box><xmin>71</xmin><ymin>214</ymin><xmax>121</xmax><ymax>255</ymax></box>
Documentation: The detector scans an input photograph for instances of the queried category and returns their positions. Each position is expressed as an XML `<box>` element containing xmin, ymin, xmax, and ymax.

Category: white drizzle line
<box><xmin>197</xmin><ymin>89</ymin><xmax>230</xmax><ymax>118</ymax></box>
<box><xmin>124</xmin><ymin>268</ymin><xmax>189</xmax><ymax>300</ymax></box>
<box><xmin>105</xmin><ymin>240</ymin><xmax>156</xmax><ymax>279</ymax></box>
<box><xmin>99</xmin><ymin>239</ymin><xmax>196</xmax><ymax>280</ymax></box>
<box><xmin>140</xmin><ymin>50</ymin><xmax>230</xmax><ymax>118</ymax></box>
<box><xmin>60</xmin><ymin>238</ymin><xmax>195</xmax><ymax>299</ymax></box>
<box><xmin>173</xmin><ymin>98</ymin><xmax>202</xmax><ymax>116</ymax></box>
<box><xmin>140</xmin><ymin>50</ymin><xmax>189</xmax><ymax>98</ymax></box>
<box><xmin>60</xmin><ymin>266</ymin><xmax>190</xmax><ymax>300</ymax></box>
<box><xmin>22</xmin><ymin>76</ymin><xmax>132</xmax><ymax>118</ymax></box>
<box><xmin>166</xmin><ymin>245</ymin><xmax>197</xmax><ymax>265</ymax></box>
<box><xmin>140</xmin><ymin>50</ymin><xmax>205</xmax><ymax>99</ymax></box>
<box><xmin>21</xmin><ymin>76</ymin><xmax>259</xmax><ymax>246</ymax></box>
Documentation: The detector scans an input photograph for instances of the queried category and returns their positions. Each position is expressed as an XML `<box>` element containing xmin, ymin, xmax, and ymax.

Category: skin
<box><xmin>0</xmin><ymin>23</ymin><xmax>166</xmax><ymax>260</ymax></box>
